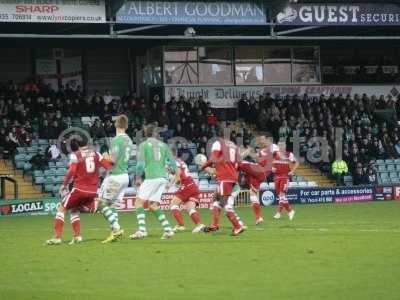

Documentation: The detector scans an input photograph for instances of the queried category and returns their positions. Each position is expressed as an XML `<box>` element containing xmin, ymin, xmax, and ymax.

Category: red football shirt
<box><xmin>272</xmin><ymin>151</ymin><xmax>296</xmax><ymax>179</ymax></box>
<box><xmin>63</xmin><ymin>148</ymin><xmax>112</xmax><ymax>193</ymax></box>
<box><xmin>176</xmin><ymin>158</ymin><xmax>195</xmax><ymax>187</ymax></box>
<box><xmin>203</xmin><ymin>139</ymin><xmax>239</xmax><ymax>182</ymax></box>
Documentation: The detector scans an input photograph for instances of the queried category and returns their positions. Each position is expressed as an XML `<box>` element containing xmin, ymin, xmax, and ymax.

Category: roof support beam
<box><xmin>115</xmin><ymin>25</ymin><xmax>166</xmax><ymax>35</ymax></box>
<box><xmin>276</xmin><ymin>26</ymin><xmax>322</xmax><ymax>36</ymax></box>
<box><xmin>0</xmin><ymin>33</ymin><xmax>399</xmax><ymax>40</ymax></box>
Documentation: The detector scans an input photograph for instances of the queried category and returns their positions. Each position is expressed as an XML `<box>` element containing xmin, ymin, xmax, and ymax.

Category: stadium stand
<box><xmin>2</xmin><ymin>78</ymin><xmax>399</xmax><ymax>197</ymax></box>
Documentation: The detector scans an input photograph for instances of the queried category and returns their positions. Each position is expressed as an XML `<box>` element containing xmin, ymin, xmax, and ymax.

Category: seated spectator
<box><xmin>206</xmin><ymin>110</ymin><xmax>217</xmax><ymax>127</ymax></box>
<box><xmin>177</xmin><ymin>143</ymin><xmax>194</xmax><ymax>165</ymax></box>
<box><xmin>332</xmin><ymin>159</ymin><xmax>348</xmax><ymax>186</ymax></box>
<box><xmin>17</xmin><ymin>127</ymin><xmax>31</xmax><ymax>146</ymax></box>
<box><xmin>353</xmin><ymin>164</ymin><xmax>365</xmax><ymax>185</ymax></box>
<box><xmin>103</xmin><ymin>90</ymin><xmax>113</xmax><ymax>105</ymax></box>
<box><xmin>46</xmin><ymin>143</ymin><xmax>61</xmax><ymax>161</ymax></box>
<box><xmin>90</xmin><ymin>119</ymin><xmax>106</xmax><ymax>139</ymax></box>
<box><xmin>366</xmin><ymin>168</ymin><xmax>377</xmax><ymax>185</ymax></box>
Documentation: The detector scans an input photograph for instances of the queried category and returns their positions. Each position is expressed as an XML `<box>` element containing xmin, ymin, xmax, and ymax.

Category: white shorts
<box><xmin>137</xmin><ymin>178</ymin><xmax>168</xmax><ymax>203</ymax></box>
<box><xmin>98</xmin><ymin>174</ymin><xmax>129</xmax><ymax>205</ymax></box>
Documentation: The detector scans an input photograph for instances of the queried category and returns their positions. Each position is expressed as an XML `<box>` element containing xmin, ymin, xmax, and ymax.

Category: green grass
<box><xmin>0</xmin><ymin>201</ymin><xmax>400</xmax><ymax>300</ymax></box>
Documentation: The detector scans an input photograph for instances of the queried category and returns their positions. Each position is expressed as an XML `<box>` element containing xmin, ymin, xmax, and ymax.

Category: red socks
<box><xmin>252</xmin><ymin>202</ymin><xmax>262</xmax><ymax>220</ymax></box>
<box><xmin>226</xmin><ymin>211</ymin><xmax>241</xmax><ymax>230</ymax></box>
<box><xmin>189</xmin><ymin>210</ymin><xmax>201</xmax><ymax>225</ymax></box>
<box><xmin>211</xmin><ymin>206</ymin><xmax>222</xmax><ymax>227</ymax></box>
<box><xmin>54</xmin><ymin>212</ymin><xmax>65</xmax><ymax>239</ymax></box>
<box><xmin>171</xmin><ymin>206</ymin><xmax>185</xmax><ymax>226</ymax></box>
<box><xmin>70</xmin><ymin>212</ymin><xmax>81</xmax><ymax>237</ymax></box>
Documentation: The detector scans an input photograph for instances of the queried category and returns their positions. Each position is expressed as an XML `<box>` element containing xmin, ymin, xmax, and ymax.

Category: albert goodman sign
<box><xmin>116</xmin><ymin>1</ymin><xmax>267</xmax><ymax>25</ymax></box>
<box><xmin>0</xmin><ymin>0</ymin><xmax>105</xmax><ymax>23</ymax></box>
<box><xmin>276</xmin><ymin>3</ymin><xmax>400</xmax><ymax>26</ymax></box>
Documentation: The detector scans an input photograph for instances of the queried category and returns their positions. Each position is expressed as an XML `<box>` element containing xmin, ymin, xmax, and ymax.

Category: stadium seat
<box><xmin>376</xmin><ymin>159</ymin><xmax>384</xmax><ymax>165</ymax></box>
<box><xmin>391</xmin><ymin>177</ymin><xmax>400</xmax><ymax>184</ymax></box>
<box><xmin>26</xmin><ymin>146</ymin><xmax>39</xmax><ymax>154</ymax></box>
<box><xmin>14</xmin><ymin>154</ymin><xmax>26</xmax><ymax>169</ymax></box>
<box><xmin>34</xmin><ymin>176</ymin><xmax>45</xmax><ymax>185</ymax></box>
<box><xmin>389</xmin><ymin>172</ymin><xmax>397</xmax><ymax>179</ymax></box>
<box><xmin>54</xmin><ymin>176</ymin><xmax>64</xmax><ymax>184</ymax></box>
<box><xmin>378</xmin><ymin>165</ymin><xmax>386</xmax><ymax>172</ymax></box>
<box><xmin>33</xmin><ymin>170</ymin><xmax>44</xmax><ymax>177</ymax></box>
<box><xmin>56</xmin><ymin>161</ymin><xmax>67</xmax><ymax>168</ymax></box>
<box><xmin>81</xmin><ymin>116</ymin><xmax>92</xmax><ymax>126</ymax></box>
<box><xmin>395</xmin><ymin>165</ymin><xmax>400</xmax><ymax>172</ymax></box>
<box><xmin>188</xmin><ymin>165</ymin><xmax>198</xmax><ymax>172</ymax></box>
<box><xmin>44</xmin><ymin>184</ymin><xmax>54</xmax><ymax>193</ymax></box>
<box><xmin>387</xmin><ymin>165</ymin><xmax>395</xmax><ymax>171</ymax></box>
<box><xmin>38</xmin><ymin>139</ymin><xmax>49</xmax><ymax>146</ymax></box>
<box><xmin>45</xmin><ymin>176</ymin><xmax>54</xmax><ymax>184</ymax></box>
<box><xmin>23</xmin><ymin>162</ymin><xmax>32</xmax><ymax>173</ymax></box>
<box><xmin>343</xmin><ymin>175</ymin><xmax>353</xmax><ymax>186</ymax></box>
<box><xmin>381</xmin><ymin>177</ymin><xmax>391</xmax><ymax>184</ymax></box>
<box><xmin>44</xmin><ymin>169</ymin><xmax>56</xmax><ymax>177</ymax></box>
<box><xmin>55</xmin><ymin>168</ymin><xmax>67</xmax><ymax>176</ymax></box>
<box><xmin>16</xmin><ymin>147</ymin><xmax>27</xmax><ymax>154</ymax></box>
<box><xmin>380</xmin><ymin>172</ymin><xmax>389</xmax><ymax>179</ymax></box>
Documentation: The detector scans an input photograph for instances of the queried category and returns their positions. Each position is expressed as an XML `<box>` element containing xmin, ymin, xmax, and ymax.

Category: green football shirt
<box><xmin>110</xmin><ymin>133</ymin><xmax>133</xmax><ymax>175</ymax></box>
<box><xmin>136</xmin><ymin>138</ymin><xmax>176</xmax><ymax>179</ymax></box>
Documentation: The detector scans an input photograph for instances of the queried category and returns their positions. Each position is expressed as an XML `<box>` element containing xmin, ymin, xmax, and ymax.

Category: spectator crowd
<box><xmin>1</xmin><ymin>79</ymin><xmax>400</xmax><ymax>186</ymax></box>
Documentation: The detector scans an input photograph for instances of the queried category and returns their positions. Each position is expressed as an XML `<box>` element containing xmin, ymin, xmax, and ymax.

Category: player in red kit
<box><xmin>201</xmin><ymin>134</ymin><xmax>244</xmax><ymax>236</ymax></box>
<box><xmin>272</xmin><ymin>141</ymin><xmax>299</xmax><ymax>221</ymax></box>
<box><xmin>46</xmin><ymin>137</ymin><xmax>112</xmax><ymax>245</ymax></box>
<box><xmin>169</xmin><ymin>156</ymin><xmax>206</xmax><ymax>233</ymax></box>
<box><xmin>239</xmin><ymin>133</ymin><xmax>278</xmax><ymax>225</ymax></box>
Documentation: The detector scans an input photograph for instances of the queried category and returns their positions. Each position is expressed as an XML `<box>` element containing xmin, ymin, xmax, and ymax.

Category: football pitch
<box><xmin>0</xmin><ymin>201</ymin><xmax>399</xmax><ymax>300</ymax></box>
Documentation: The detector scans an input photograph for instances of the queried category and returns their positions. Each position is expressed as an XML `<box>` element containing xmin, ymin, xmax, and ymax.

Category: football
<box><xmin>194</xmin><ymin>153</ymin><xmax>208</xmax><ymax>166</ymax></box>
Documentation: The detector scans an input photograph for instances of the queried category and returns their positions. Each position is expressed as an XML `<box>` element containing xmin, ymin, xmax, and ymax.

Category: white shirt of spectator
<box><xmin>104</xmin><ymin>94</ymin><xmax>113</xmax><ymax>105</ymax></box>
<box><xmin>49</xmin><ymin>144</ymin><xmax>60</xmax><ymax>160</ymax></box>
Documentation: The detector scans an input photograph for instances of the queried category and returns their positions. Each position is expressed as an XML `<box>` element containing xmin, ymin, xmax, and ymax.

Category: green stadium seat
<box><xmin>386</xmin><ymin>159</ymin><xmax>395</xmax><ymax>164</ymax></box>
<box><xmin>389</xmin><ymin>172</ymin><xmax>397</xmax><ymax>179</ymax></box>
<box><xmin>376</xmin><ymin>159</ymin><xmax>384</xmax><ymax>164</ymax></box>
<box><xmin>45</xmin><ymin>176</ymin><xmax>54</xmax><ymax>184</ymax></box>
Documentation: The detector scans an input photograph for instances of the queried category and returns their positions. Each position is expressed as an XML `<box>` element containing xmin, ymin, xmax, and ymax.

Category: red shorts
<box><xmin>62</xmin><ymin>188</ymin><xmax>97</xmax><ymax>212</ymax></box>
<box><xmin>239</xmin><ymin>161</ymin><xmax>269</xmax><ymax>192</ymax></box>
<box><xmin>274</xmin><ymin>178</ymin><xmax>289</xmax><ymax>195</ymax></box>
<box><xmin>175</xmin><ymin>183</ymin><xmax>200</xmax><ymax>203</ymax></box>
<box><xmin>217</xmin><ymin>181</ymin><xmax>236</xmax><ymax>197</ymax></box>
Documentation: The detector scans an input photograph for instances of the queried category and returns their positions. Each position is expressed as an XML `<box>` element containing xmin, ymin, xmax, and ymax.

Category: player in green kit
<box><xmin>130</xmin><ymin>125</ymin><xmax>176</xmax><ymax>240</ymax></box>
<box><xmin>97</xmin><ymin>115</ymin><xmax>133</xmax><ymax>243</ymax></box>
